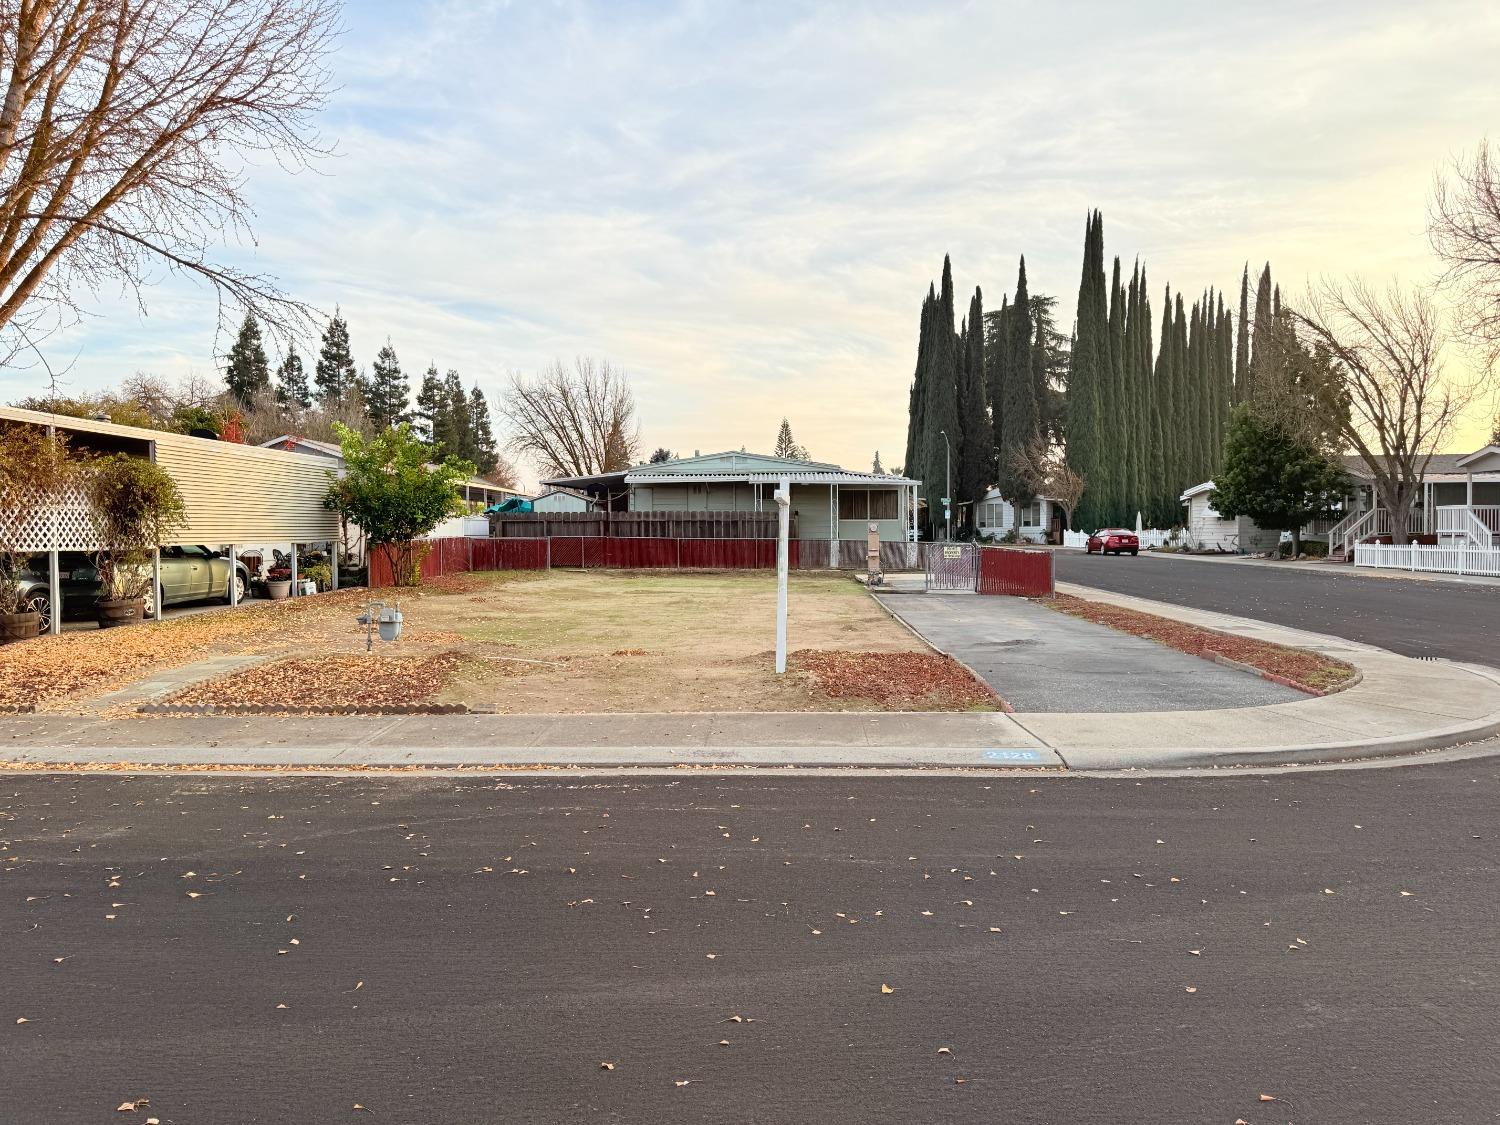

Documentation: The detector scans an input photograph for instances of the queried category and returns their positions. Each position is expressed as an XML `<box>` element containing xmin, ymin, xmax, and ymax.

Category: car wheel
<box><xmin>143</xmin><ymin>588</ymin><xmax>156</xmax><ymax>618</ymax></box>
<box><xmin>1129</xmin><ymin>549</ymin><xmax>1139</xmax><ymax>556</ymax></box>
<box><xmin>225</xmin><ymin>570</ymin><xmax>248</xmax><ymax>605</ymax></box>
<box><xmin>23</xmin><ymin>591</ymin><xmax>52</xmax><ymax>632</ymax></box>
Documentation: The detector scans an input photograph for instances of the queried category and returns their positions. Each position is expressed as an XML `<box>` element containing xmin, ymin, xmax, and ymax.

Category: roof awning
<box><xmin>622</xmin><ymin>470</ymin><xmax>918</xmax><ymax>486</ymax></box>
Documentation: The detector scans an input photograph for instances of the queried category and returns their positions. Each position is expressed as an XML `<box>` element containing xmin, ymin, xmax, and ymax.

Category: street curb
<box><xmin>137</xmin><ymin>702</ymin><xmax>471</xmax><ymax>717</ymax></box>
<box><xmin>1207</xmin><ymin>652</ymin><xmax>1363</xmax><ymax>697</ymax></box>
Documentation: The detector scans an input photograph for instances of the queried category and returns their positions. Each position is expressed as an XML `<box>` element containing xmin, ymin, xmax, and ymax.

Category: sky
<box><xmin>7</xmin><ymin>0</ymin><xmax>1500</xmax><ymax>484</ymax></box>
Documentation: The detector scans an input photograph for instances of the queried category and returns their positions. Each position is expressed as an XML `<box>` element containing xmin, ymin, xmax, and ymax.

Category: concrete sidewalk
<box><xmin>3</xmin><ymin>583</ymin><xmax>1499</xmax><ymax>772</ymax></box>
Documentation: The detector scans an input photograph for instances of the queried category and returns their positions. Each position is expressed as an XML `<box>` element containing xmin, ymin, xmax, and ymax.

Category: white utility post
<box><xmin>228</xmin><ymin>544</ymin><xmax>239</xmax><ymax>607</ymax></box>
<box><xmin>151</xmin><ymin>548</ymin><xmax>163</xmax><ymax>621</ymax></box>
<box><xmin>45</xmin><ymin>417</ymin><xmax>61</xmax><ymax>634</ymax></box>
<box><xmin>330</xmin><ymin>538</ymin><xmax>339</xmax><ymax>591</ymax></box>
<box><xmin>290</xmin><ymin>543</ymin><xmax>298</xmax><ymax>597</ymax></box>
<box><xmin>775</xmin><ymin>477</ymin><xmax>790</xmax><ymax>675</ymax></box>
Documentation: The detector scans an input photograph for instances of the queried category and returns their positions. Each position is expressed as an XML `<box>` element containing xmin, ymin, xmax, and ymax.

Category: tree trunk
<box><xmin>1291</xmin><ymin>526</ymin><xmax>1302</xmax><ymax>558</ymax></box>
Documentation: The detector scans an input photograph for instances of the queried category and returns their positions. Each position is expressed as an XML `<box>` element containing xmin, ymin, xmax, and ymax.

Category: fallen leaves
<box><xmin>880</xmin><ymin>984</ymin><xmax>896</xmax><ymax>995</ymax></box>
<box><xmin>1043</xmin><ymin>595</ymin><xmax>1356</xmax><ymax>692</ymax></box>
<box><xmin>116</xmin><ymin>1099</ymin><xmax>149</xmax><ymax>1113</ymax></box>
<box><xmin>169</xmin><ymin>653</ymin><xmax>466</xmax><ymax>711</ymax></box>
<box><xmin>789</xmin><ymin>650</ymin><xmax>998</xmax><ymax>710</ymax></box>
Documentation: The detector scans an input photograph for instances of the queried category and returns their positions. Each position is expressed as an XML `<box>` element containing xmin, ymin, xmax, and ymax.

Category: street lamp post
<box><xmin>938</xmin><ymin>429</ymin><xmax>952</xmax><ymax>542</ymax></box>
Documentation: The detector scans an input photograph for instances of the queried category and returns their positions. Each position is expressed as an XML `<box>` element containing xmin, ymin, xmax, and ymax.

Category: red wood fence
<box><xmin>976</xmin><ymin>546</ymin><xmax>1054</xmax><ymax>597</ymax></box>
<box><xmin>368</xmin><ymin>536</ymin><xmax>802</xmax><ymax>587</ymax></box>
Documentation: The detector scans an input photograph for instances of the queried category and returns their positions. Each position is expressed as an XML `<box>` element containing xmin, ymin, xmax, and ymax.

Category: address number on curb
<box><xmin>981</xmin><ymin>749</ymin><xmax>1045</xmax><ymax>763</ymax></box>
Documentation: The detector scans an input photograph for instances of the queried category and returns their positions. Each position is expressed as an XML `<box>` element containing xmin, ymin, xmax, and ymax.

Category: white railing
<box><xmin>1355</xmin><ymin>542</ymin><xmax>1500</xmax><ymax>577</ymax></box>
<box><xmin>1331</xmin><ymin>507</ymin><xmax>1390</xmax><ymax>556</ymax></box>
<box><xmin>1062</xmin><ymin>528</ymin><xmax>1178</xmax><ymax>550</ymax></box>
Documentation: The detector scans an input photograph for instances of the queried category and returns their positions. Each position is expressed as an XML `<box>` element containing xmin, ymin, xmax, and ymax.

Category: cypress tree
<box><xmin>904</xmin><ymin>283</ymin><xmax>935</xmax><ymax>485</ymax></box>
<box><xmin>1248</xmin><ymin>264</ymin><xmax>1274</xmax><ymax>398</ymax></box>
<box><xmin>1068</xmin><ymin>212</ymin><xmax>1108</xmax><ymax>530</ymax></box>
<box><xmin>1153</xmin><ymin>288</ymin><xmax>1176</xmax><ymax>526</ymax></box>
<box><xmin>1030</xmin><ymin>294</ymin><xmax>1052</xmax><ymax>444</ymax></box>
<box><xmin>987</xmin><ymin>293</ymin><xmax>1010</xmax><ymax>469</ymax></box>
<box><xmin>1104</xmin><ymin>257</ymin><xmax>1127</xmax><ymax>524</ymax></box>
<box><xmin>274</xmin><ymin>351</ymin><xmax>311</xmax><ymax>410</ymax></box>
<box><xmin>366</xmin><ymin>340</ymin><xmax>410</xmax><ymax>430</ymax></box>
<box><xmin>1122</xmin><ymin>262</ymin><xmax>1146</xmax><ymax>525</ymax></box>
<box><xmin>920</xmin><ymin>257</ymin><xmax>962</xmax><ymax>536</ymax></box>
<box><xmin>998</xmin><ymin>259</ymin><xmax>1038</xmax><ymax>504</ymax></box>
<box><xmin>315</xmin><ymin>308</ymin><xmax>358</xmax><ymax>401</ymax></box>
<box><xmin>223</xmin><ymin>313</ymin><xmax>270</xmax><ymax>407</ymax></box>
<box><xmin>956</xmin><ymin>286</ymin><xmax>993</xmax><ymax>526</ymax></box>
<box><xmin>1172</xmin><ymin>292</ymin><xmax>1191</xmax><ymax>498</ymax></box>
<box><xmin>1234</xmin><ymin>265</ymin><xmax>1250</xmax><ymax>405</ymax></box>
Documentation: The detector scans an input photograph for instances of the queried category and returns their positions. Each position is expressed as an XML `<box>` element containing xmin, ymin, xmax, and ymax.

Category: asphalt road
<box><xmin>1056</xmin><ymin>552</ymin><xmax>1500</xmax><ymax>666</ymax></box>
<box><xmin>5</xmin><ymin>767</ymin><xmax>1499</xmax><ymax>1124</ymax></box>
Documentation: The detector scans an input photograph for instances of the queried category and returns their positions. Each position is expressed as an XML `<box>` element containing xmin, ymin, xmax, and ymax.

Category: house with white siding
<box><xmin>973</xmin><ymin>489</ymin><xmax>1063</xmax><ymax>544</ymax></box>
<box><xmin>1179</xmin><ymin>481</ymin><xmax>1280</xmax><ymax>553</ymax></box>
<box><xmin>542</xmin><ymin>450</ymin><xmax>921</xmax><ymax>561</ymax></box>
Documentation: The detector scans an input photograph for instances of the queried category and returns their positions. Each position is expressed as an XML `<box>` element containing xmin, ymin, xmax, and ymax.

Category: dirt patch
<box><xmin>791</xmin><ymin>650</ymin><xmax>999</xmax><ymax>709</ymax></box>
<box><xmin>1044</xmin><ymin>594</ymin><xmax>1357</xmax><ymax>694</ymax></box>
<box><xmin>169</xmin><ymin>653</ymin><xmax>466</xmax><ymax>710</ymax></box>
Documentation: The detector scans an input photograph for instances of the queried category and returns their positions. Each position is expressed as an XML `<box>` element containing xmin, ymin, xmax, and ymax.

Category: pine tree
<box><xmin>468</xmin><ymin>385</ymin><xmax>499</xmax><ymax>476</ymax></box>
<box><xmin>413</xmin><ymin>365</ymin><xmax>446</xmax><ymax>446</ymax></box>
<box><xmin>315</xmin><ymin>308</ymin><xmax>358</xmax><ymax>401</ymax></box>
<box><xmin>872</xmin><ymin>451</ymin><xmax>885</xmax><ymax>474</ymax></box>
<box><xmin>223</xmin><ymin>313</ymin><xmax>270</xmax><ymax>406</ymax></box>
<box><xmin>441</xmin><ymin>369</ymin><xmax>471</xmax><ymax>458</ymax></box>
<box><xmin>274</xmin><ymin>351</ymin><xmax>311</xmax><ymax>410</ymax></box>
<box><xmin>366</xmin><ymin>340</ymin><xmax>409</xmax><ymax>430</ymax></box>
<box><xmin>956</xmin><ymin>286</ymin><xmax>992</xmax><ymax>524</ymax></box>
<box><xmin>987</xmin><ymin>292</ymin><xmax>1009</xmax><ymax>470</ymax></box>
<box><xmin>775</xmin><ymin>418</ymin><xmax>810</xmax><ymax>460</ymax></box>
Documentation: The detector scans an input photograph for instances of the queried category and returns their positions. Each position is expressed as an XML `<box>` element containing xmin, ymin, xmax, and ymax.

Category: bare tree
<box><xmin>1292</xmin><ymin>279</ymin><xmax>1482</xmax><ymax>543</ymax></box>
<box><xmin>501</xmin><ymin>357</ymin><xmax>640</xmax><ymax>479</ymax></box>
<box><xmin>1430</xmin><ymin>139</ymin><xmax>1500</xmax><ymax>361</ymax></box>
<box><xmin>1009</xmin><ymin>437</ymin><xmax>1084</xmax><ymax>532</ymax></box>
<box><xmin>0</xmin><ymin>0</ymin><xmax>339</xmax><ymax>365</ymax></box>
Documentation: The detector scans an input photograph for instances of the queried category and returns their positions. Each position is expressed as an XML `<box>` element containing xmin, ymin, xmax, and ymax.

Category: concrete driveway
<box><xmin>875</xmin><ymin>592</ymin><xmax>1301</xmax><ymax>713</ymax></box>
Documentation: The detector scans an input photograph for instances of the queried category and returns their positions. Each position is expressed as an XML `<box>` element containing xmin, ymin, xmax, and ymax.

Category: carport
<box><xmin>1</xmin><ymin>405</ymin><xmax>343</xmax><ymax>634</ymax></box>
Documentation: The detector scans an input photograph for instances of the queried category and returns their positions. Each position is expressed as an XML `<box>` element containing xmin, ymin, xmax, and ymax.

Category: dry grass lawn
<box><xmin>2</xmin><ymin>570</ymin><xmax>994</xmax><ymax>714</ymax></box>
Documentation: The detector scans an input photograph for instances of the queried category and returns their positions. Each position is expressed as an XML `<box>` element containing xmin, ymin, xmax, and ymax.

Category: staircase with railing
<box><xmin>1328</xmin><ymin>507</ymin><xmax>1392</xmax><ymax>561</ymax></box>
<box><xmin>1437</xmin><ymin>505</ymin><xmax>1500</xmax><ymax>548</ymax></box>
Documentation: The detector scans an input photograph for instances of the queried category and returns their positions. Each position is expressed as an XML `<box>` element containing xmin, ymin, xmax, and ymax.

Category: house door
<box><xmin>925</xmin><ymin>542</ymin><xmax>977</xmax><ymax>591</ymax></box>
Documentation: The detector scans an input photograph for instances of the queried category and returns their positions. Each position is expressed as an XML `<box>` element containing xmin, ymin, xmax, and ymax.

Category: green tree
<box><xmin>997</xmin><ymin>259</ymin><xmax>1038</xmax><ymax>504</ymax></box>
<box><xmin>367</xmin><ymin>340</ymin><xmax>409</xmax><ymax>430</ymax></box>
<box><xmin>1068</xmin><ymin>212</ymin><xmax>1109</xmax><ymax>529</ymax></box>
<box><xmin>649</xmin><ymin>447</ymin><xmax>675</xmax><ymax>464</ymax></box>
<box><xmin>1235</xmin><ymin>265</ymin><xmax>1250</xmax><ymax>405</ymax></box>
<box><xmin>1212</xmin><ymin>406</ymin><xmax>1349</xmax><ymax>557</ymax></box>
<box><xmin>275</xmin><ymin>351</ymin><xmax>311</xmax><ymax>410</ymax></box>
<box><xmin>440</xmin><ymin>369</ymin><xmax>471</xmax><ymax>458</ymax></box>
<box><xmin>413</xmin><ymin>365</ymin><xmax>446</xmax><ymax>445</ymax></box>
<box><xmin>1247</xmin><ymin>264</ymin><xmax>1274</xmax><ymax>398</ymax></box>
<box><xmin>1490</xmin><ymin>414</ymin><xmax>1500</xmax><ymax>446</ymax></box>
<box><xmin>467</xmin><ymin>385</ymin><xmax>499</xmax><ymax>476</ymax></box>
<box><xmin>315</xmin><ymin>308</ymin><xmax>358</xmax><ymax>401</ymax></box>
<box><xmin>921</xmin><ymin>256</ymin><xmax>962</xmax><ymax>535</ymax></box>
<box><xmin>774</xmin><ymin>418</ymin><xmax>810</xmax><ymax>460</ymax></box>
<box><xmin>872</xmin><ymin>451</ymin><xmax>885</xmax><ymax>474</ymax></box>
<box><xmin>956</xmin><ymin>286</ymin><xmax>992</xmax><ymax>524</ymax></box>
<box><xmin>323</xmin><ymin>422</ymin><xmax>474</xmax><ymax>587</ymax></box>
<box><xmin>223</xmin><ymin>313</ymin><xmax>270</xmax><ymax>406</ymax></box>
<box><xmin>903</xmin><ymin>283</ymin><xmax>935</xmax><ymax>506</ymax></box>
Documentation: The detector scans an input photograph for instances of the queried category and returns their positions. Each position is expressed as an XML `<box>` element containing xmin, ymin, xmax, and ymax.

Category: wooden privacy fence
<box><xmin>490</xmin><ymin>511</ymin><xmax>795</xmax><ymax>539</ymax></box>
<box><xmin>976</xmin><ymin>546</ymin><xmax>1055</xmax><ymax>597</ymax></box>
<box><xmin>369</xmin><ymin>536</ymin><xmax>811</xmax><ymax>586</ymax></box>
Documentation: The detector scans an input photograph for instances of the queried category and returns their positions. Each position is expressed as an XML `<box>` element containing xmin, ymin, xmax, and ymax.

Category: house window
<box><xmin>839</xmin><ymin>489</ymin><xmax>898</xmax><ymax>521</ymax></box>
<box><xmin>980</xmin><ymin>501</ymin><xmax>1005</xmax><ymax>527</ymax></box>
<box><xmin>1020</xmin><ymin>501</ymin><xmax>1042</xmax><ymax>528</ymax></box>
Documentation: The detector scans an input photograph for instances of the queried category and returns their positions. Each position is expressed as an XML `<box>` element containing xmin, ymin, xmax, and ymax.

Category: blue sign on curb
<box><xmin>981</xmin><ymin>748</ymin><xmax>1045</xmax><ymax>763</ymax></box>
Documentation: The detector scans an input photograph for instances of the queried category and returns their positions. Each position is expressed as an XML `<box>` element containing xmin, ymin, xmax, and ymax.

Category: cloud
<box><xmin>6</xmin><ymin>0</ymin><xmax>1498</xmax><ymax>461</ymax></box>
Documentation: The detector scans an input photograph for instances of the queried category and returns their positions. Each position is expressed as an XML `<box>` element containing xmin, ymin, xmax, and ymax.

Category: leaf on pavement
<box><xmin>880</xmin><ymin>984</ymin><xmax>895</xmax><ymax>994</ymax></box>
<box><xmin>599</xmin><ymin>1062</ymin><xmax>615</xmax><ymax>1071</ymax></box>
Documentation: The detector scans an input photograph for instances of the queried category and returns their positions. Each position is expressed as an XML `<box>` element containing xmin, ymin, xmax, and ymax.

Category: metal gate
<box><xmin>924</xmin><ymin>542</ymin><xmax>977</xmax><ymax>591</ymax></box>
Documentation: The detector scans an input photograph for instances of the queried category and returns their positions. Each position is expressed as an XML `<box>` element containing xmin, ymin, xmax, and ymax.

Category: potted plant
<box><xmin>0</xmin><ymin>423</ymin><xmax>74</xmax><ymax>644</ymax></box>
<box><xmin>82</xmin><ymin>454</ymin><xmax>184</xmax><ymax>629</ymax></box>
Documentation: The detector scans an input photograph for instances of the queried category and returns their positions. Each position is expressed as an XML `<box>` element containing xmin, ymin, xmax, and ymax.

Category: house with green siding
<box><xmin>542</xmin><ymin>451</ymin><xmax>921</xmax><ymax>564</ymax></box>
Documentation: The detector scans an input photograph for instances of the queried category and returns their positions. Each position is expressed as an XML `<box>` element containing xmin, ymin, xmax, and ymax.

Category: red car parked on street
<box><xmin>1086</xmin><ymin>528</ymin><xmax>1140</xmax><ymax>556</ymax></box>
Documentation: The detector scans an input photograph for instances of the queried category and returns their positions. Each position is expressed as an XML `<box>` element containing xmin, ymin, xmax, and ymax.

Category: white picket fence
<box><xmin>1354</xmin><ymin>542</ymin><xmax>1500</xmax><ymax>578</ymax></box>
<box><xmin>1062</xmin><ymin>528</ymin><xmax>1178</xmax><ymax>550</ymax></box>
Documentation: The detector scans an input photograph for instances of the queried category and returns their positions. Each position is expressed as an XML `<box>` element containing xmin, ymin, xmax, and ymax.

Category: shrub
<box><xmin>0</xmin><ymin>424</ymin><xmax>77</xmax><ymax>613</ymax></box>
<box><xmin>83</xmin><ymin>454</ymin><xmax>185</xmax><ymax>602</ymax></box>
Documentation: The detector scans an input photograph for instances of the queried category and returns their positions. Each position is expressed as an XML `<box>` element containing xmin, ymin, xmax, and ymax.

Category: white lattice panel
<box><xmin>0</xmin><ymin>483</ymin><xmax>102</xmax><ymax>551</ymax></box>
